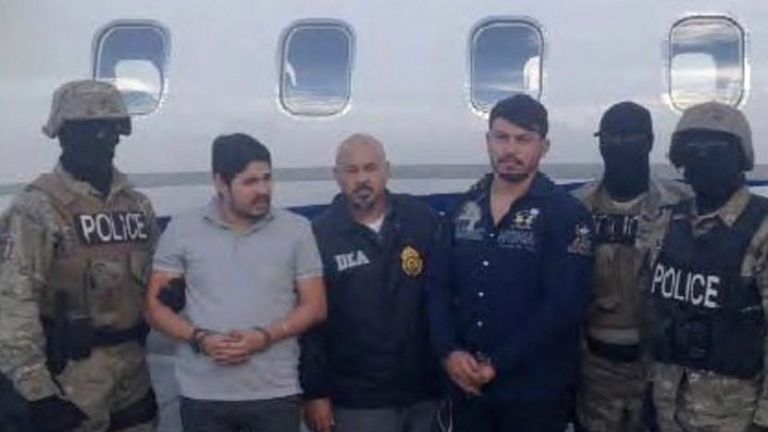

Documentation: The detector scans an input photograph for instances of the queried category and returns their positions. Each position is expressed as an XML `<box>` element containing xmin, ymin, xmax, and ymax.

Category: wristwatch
<box><xmin>189</xmin><ymin>328</ymin><xmax>212</xmax><ymax>354</ymax></box>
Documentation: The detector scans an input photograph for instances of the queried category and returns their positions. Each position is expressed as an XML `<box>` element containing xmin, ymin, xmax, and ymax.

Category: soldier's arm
<box><xmin>751</xmin><ymin>219</ymin><xmax>768</xmax><ymax>428</ymax></box>
<box><xmin>637</xmin><ymin>204</ymin><xmax>674</xmax><ymax>352</ymax></box>
<box><xmin>137</xmin><ymin>193</ymin><xmax>161</xmax><ymax>253</ymax></box>
<box><xmin>0</xmin><ymin>193</ymin><xmax>62</xmax><ymax>400</ymax></box>
<box><xmin>145</xmin><ymin>269</ymin><xmax>192</xmax><ymax>342</ymax></box>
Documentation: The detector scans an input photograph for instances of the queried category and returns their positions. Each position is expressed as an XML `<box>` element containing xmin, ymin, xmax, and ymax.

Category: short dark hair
<box><xmin>489</xmin><ymin>94</ymin><xmax>548</xmax><ymax>137</ymax></box>
<box><xmin>211</xmin><ymin>133</ymin><xmax>271</xmax><ymax>185</ymax></box>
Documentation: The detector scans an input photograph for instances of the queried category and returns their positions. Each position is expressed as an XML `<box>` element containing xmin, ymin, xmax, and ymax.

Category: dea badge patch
<box><xmin>401</xmin><ymin>246</ymin><xmax>423</xmax><ymax>277</ymax></box>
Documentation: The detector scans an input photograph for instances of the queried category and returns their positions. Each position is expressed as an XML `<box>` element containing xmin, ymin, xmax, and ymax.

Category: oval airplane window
<box><xmin>94</xmin><ymin>22</ymin><xmax>170</xmax><ymax>115</ymax></box>
<box><xmin>471</xmin><ymin>19</ymin><xmax>543</xmax><ymax>113</ymax></box>
<box><xmin>669</xmin><ymin>16</ymin><xmax>744</xmax><ymax>110</ymax></box>
<box><xmin>280</xmin><ymin>22</ymin><xmax>353</xmax><ymax>116</ymax></box>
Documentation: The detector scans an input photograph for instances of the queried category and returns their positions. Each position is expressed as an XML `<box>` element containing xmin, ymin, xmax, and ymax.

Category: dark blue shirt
<box><xmin>427</xmin><ymin>173</ymin><xmax>594</xmax><ymax>403</ymax></box>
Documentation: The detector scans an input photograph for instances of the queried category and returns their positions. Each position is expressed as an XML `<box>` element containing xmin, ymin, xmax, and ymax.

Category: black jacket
<box><xmin>300</xmin><ymin>192</ymin><xmax>443</xmax><ymax>408</ymax></box>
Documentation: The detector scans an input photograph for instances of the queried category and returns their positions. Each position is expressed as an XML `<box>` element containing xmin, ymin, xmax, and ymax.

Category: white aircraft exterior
<box><xmin>2</xmin><ymin>1</ymin><xmax>768</xmax><ymax>430</ymax></box>
<box><xmin>3</xmin><ymin>1</ymin><xmax>768</xmax><ymax>216</ymax></box>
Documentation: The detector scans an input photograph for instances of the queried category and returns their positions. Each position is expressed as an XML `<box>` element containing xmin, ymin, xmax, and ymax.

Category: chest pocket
<box><xmin>85</xmin><ymin>250</ymin><xmax>149</xmax><ymax>329</ymax></box>
<box><xmin>593</xmin><ymin>244</ymin><xmax>644</xmax><ymax>312</ymax></box>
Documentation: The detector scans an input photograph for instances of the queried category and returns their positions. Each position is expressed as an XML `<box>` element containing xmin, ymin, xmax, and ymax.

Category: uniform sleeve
<box><xmin>488</xmin><ymin>203</ymin><xmax>595</xmax><ymax>373</ymax></box>
<box><xmin>426</xmin><ymin>215</ymin><xmax>460</xmax><ymax>360</ymax></box>
<box><xmin>151</xmin><ymin>217</ymin><xmax>185</xmax><ymax>274</ymax></box>
<box><xmin>0</xmin><ymin>196</ymin><xmax>63</xmax><ymax>401</ymax></box>
<box><xmin>637</xmin><ymin>206</ymin><xmax>673</xmax><ymax>353</ymax></box>
<box><xmin>299</xmin><ymin>324</ymin><xmax>330</xmax><ymax>399</ymax></box>
<box><xmin>140</xmin><ymin>195</ymin><xmax>161</xmax><ymax>256</ymax></box>
<box><xmin>749</xmin><ymin>221</ymin><xmax>768</xmax><ymax>427</ymax></box>
<box><xmin>293</xmin><ymin>219</ymin><xmax>323</xmax><ymax>281</ymax></box>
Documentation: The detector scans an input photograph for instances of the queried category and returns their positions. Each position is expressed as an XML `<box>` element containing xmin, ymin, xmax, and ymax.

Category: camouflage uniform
<box><xmin>573</xmin><ymin>178</ymin><xmax>689</xmax><ymax>432</ymax></box>
<box><xmin>649</xmin><ymin>102</ymin><xmax>768</xmax><ymax>432</ymax></box>
<box><xmin>0</xmin><ymin>80</ymin><xmax>159</xmax><ymax>432</ymax></box>
<box><xmin>649</xmin><ymin>187</ymin><xmax>768</xmax><ymax>432</ymax></box>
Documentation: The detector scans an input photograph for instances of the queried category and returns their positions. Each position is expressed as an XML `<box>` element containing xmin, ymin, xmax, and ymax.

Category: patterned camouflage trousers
<box><xmin>577</xmin><ymin>350</ymin><xmax>647</xmax><ymax>432</ymax></box>
<box><xmin>58</xmin><ymin>343</ymin><xmax>156</xmax><ymax>432</ymax></box>
<box><xmin>652</xmin><ymin>363</ymin><xmax>759</xmax><ymax>432</ymax></box>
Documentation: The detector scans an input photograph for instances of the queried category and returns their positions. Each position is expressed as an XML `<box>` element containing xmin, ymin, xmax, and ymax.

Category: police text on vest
<box><xmin>651</xmin><ymin>262</ymin><xmax>719</xmax><ymax>308</ymax></box>
<box><xmin>75</xmin><ymin>212</ymin><xmax>149</xmax><ymax>245</ymax></box>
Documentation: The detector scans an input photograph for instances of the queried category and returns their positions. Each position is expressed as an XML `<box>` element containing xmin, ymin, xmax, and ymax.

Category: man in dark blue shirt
<box><xmin>428</xmin><ymin>94</ymin><xmax>595</xmax><ymax>432</ymax></box>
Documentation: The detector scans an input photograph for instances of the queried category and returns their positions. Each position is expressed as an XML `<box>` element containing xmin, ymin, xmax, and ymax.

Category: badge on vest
<box><xmin>74</xmin><ymin>212</ymin><xmax>150</xmax><ymax>245</ymax></box>
<box><xmin>401</xmin><ymin>246</ymin><xmax>423</xmax><ymax>277</ymax></box>
<box><xmin>593</xmin><ymin>213</ymin><xmax>639</xmax><ymax>245</ymax></box>
<box><xmin>334</xmin><ymin>250</ymin><xmax>370</xmax><ymax>272</ymax></box>
<box><xmin>567</xmin><ymin>223</ymin><xmax>593</xmax><ymax>256</ymax></box>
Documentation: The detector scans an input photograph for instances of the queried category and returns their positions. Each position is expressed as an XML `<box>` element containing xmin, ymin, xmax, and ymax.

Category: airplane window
<box><xmin>281</xmin><ymin>22</ymin><xmax>353</xmax><ymax>116</ymax></box>
<box><xmin>669</xmin><ymin>16</ymin><xmax>744</xmax><ymax>110</ymax></box>
<box><xmin>471</xmin><ymin>19</ymin><xmax>543</xmax><ymax>113</ymax></box>
<box><xmin>94</xmin><ymin>23</ymin><xmax>170</xmax><ymax>115</ymax></box>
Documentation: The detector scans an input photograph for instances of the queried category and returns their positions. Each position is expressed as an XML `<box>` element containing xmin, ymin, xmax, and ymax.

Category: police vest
<box><xmin>650</xmin><ymin>196</ymin><xmax>768</xmax><ymax>379</ymax></box>
<box><xmin>590</xmin><ymin>211</ymin><xmax>644</xmax><ymax>332</ymax></box>
<box><xmin>29</xmin><ymin>173</ymin><xmax>154</xmax><ymax>332</ymax></box>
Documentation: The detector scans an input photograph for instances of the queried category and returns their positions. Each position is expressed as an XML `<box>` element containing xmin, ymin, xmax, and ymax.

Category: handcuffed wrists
<box><xmin>189</xmin><ymin>328</ymin><xmax>213</xmax><ymax>355</ymax></box>
<box><xmin>252</xmin><ymin>326</ymin><xmax>272</xmax><ymax>347</ymax></box>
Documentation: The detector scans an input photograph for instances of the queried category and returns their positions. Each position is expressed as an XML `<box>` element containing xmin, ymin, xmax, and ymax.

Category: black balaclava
<box><xmin>596</xmin><ymin>101</ymin><xmax>653</xmax><ymax>202</ymax></box>
<box><xmin>58</xmin><ymin>119</ymin><xmax>121</xmax><ymax>198</ymax></box>
<box><xmin>677</xmin><ymin>130</ymin><xmax>745</xmax><ymax>214</ymax></box>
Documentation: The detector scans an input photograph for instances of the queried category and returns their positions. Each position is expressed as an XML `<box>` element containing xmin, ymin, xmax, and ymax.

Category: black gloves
<box><xmin>28</xmin><ymin>396</ymin><xmax>88</xmax><ymax>432</ymax></box>
<box><xmin>158</xmin><ymin>277</ymin><xmax>187</xmax><ymax>312</ymax></box>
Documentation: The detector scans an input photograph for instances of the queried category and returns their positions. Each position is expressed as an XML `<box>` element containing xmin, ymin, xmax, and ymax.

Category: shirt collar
<box><xmin>329</xmin><ymin>191</ymin><xmax>395</xmax><ymax>232</ymax></box>
<box><xmin>471</xmin><ymin>171</ymin><xmax>554</xmax><ymax>201</ymax></box>
<box><xmin>692</xmin><ymin>186</ymin><xmax>750</xmax><ymax>228</ymax></box>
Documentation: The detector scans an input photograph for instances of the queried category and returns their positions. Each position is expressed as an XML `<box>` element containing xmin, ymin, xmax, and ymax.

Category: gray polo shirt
<box><xmin>152</xmin><ymin>198</ymin><xmax>323</xmax><ymax>401</ymax></box>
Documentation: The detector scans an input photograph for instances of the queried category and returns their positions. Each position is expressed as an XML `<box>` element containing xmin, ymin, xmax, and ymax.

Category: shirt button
<box><xmin>489</xmin><ymin>233</ymin><xmax>496</xmax><ymax>239</ymax></box>
<box><xmin>476</xmin><ymin>321</ymin><xmax>484</xmax><ymax>328</ymax></box>
<box><xmin>478</xmin><ymin>292</ymin><xmax>485</xmax><ymax>298</ymax></box>
<box><xmin>482</xmin><ymin>260</ymin><xmax>489</xmax><ymax>267</ymax></box>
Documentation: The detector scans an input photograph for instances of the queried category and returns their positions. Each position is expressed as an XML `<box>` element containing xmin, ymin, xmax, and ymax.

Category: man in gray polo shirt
<box><xmin>145</xmin><ymin>133</ymin><xmax>327</xmax><ymax>432</ymax></box>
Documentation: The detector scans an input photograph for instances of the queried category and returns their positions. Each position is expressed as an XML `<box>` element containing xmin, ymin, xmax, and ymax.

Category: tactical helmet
<box><xmin>669</xmin><ymin>101</ymin><xmax>752</xmax><ymax>171</ymax></box>
<box><xmin>43</xmin><ymin>80</ymin><xmax>131</xmax><ymax>138</ymax></box>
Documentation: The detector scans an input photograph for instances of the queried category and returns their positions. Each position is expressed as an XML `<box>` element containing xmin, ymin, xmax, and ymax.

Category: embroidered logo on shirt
<box><xmin>512</xmin><ymin>208</ymin><xmax>540</xmax><ymax>230</ymax></box>
<box><xmin>334</xmin><ymin>250</ymin><xmax>371</xmax><ymax>272</ymax></box>
<box><xmin>497</xmin><ymin>227</ymin><xmax>536</xmax><ymax>251</ymax></box>
<box><xmin>401</xmin><ymin>246</ymin><xmax>423</xmax><ymax>277</ymax></box>
<box><xmin>456</xmin><ymin>202</ymin><xmax>484</xmax><ymax>240</ymax></box>
<box><xmin>567</xmin><ymin>224</ymin><xmax>593</xmax><ymax>256</ymax></box>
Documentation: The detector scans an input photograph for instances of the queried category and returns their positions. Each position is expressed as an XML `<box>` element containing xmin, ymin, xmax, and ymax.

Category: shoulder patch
<box><xmin>567</xmin><ymin>223</ymin><xmax>593</xmax><ymax>256</ymax></box>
